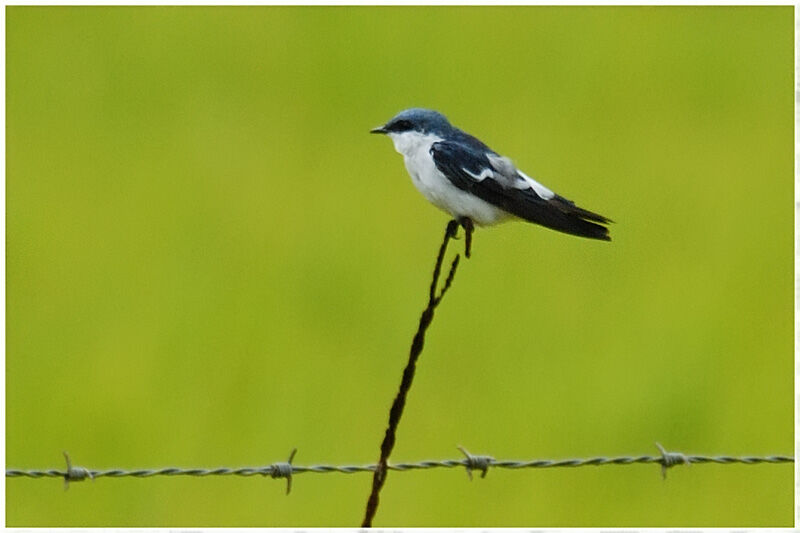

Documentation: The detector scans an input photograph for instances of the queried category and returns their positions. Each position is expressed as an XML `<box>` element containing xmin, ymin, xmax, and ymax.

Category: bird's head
<box><xmin>371</xmin><ymin>108</ymin><xmax>453</xmax><ymax>156</ymax></box>
<box><xmin>370</xmin><ymin>108</ymin><xmax>452</xmax><ymax>137</ymax></box>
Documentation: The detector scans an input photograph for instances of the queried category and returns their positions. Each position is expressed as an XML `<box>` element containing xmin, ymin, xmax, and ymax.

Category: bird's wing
<box><xmin>430</xmin><ymin>140</ymin><xmax>611</xmax><ymax>240</ymax></box>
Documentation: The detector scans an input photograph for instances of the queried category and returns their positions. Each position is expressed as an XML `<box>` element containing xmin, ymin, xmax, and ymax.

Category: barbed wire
<box><xmin>6</xmin><ymin>444</ymin><xmax>793</xmax><ymax>494</ymax></box>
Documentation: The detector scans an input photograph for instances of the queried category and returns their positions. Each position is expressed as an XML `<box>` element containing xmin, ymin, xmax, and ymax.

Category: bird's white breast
<box><xmin>387</xmin><ymin>131</ymin><xmax>511</xmax><ymax>226</ymax></box>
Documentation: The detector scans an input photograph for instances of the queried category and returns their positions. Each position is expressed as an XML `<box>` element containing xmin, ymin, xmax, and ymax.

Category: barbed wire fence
<box><xmin>7</xmin><ymin>222</ymin><xmax>793</xmax><ymax>524</ymax></box>
<box><xmin>7</xmin><ymin>443</ymin><xmax>793</xmax><ymax>494</ymax></box>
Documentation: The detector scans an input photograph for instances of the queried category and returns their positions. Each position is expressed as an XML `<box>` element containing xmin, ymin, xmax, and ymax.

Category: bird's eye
<box><xmin>392</xmin><ymin>120</ymin><xmax>412</xmax><ymax>131</ymax></box>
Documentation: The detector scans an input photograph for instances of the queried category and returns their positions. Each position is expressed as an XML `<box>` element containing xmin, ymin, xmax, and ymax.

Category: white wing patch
<box><xmin>486</xmin><ymin>154</ymin><xmax>519</xmax><ymax>186</ymax></box>
<box><xmin>463</xmin><ymin>154</ymin><xmax>556</xmax><ymax>201</ymax></box>
<box><xmin>518</xmin><ymin>170</ymin><xmax>555</xmax><ymax>200</ymax></box>
<box><xmin>486</xmin><ymin>153</ymin><xmax>556</xmax><ymax>200</ymax></box>
<box><xmin>463</xmin><ymin>167</ymin><xmax>494</xmax><ymax>181</ymax></box>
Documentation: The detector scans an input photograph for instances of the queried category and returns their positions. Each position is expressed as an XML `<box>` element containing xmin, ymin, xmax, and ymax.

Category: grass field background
<box><xmin>6</xmin><ymin>6</ymin><xmax>793</xmax><ymax>527</ymax></box>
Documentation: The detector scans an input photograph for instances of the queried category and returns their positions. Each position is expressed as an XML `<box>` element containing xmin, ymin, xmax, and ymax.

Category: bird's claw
<box><xmin>457</xmin><ymin>217</ymin><xmax>474</xmax><ymax>258</ymax></box>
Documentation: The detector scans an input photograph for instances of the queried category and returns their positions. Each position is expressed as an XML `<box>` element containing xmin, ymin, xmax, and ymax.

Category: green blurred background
<box><xmin>6</xmin><ymin>6</ymin><xmax>793</xmax><ymax>527</ymax></box>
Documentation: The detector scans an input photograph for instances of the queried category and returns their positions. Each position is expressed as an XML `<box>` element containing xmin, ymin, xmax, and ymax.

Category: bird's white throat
<box><xmin>387</xmin><ymin>131</ymin><xmax>443</xmax><ymax>158</ymax></box>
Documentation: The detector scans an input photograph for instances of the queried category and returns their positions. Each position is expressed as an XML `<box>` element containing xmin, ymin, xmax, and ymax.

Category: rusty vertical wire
<box><xmin>362</xmin><ymin>219</ymin><xmax>469</xmax><ymax>527</ymax></box>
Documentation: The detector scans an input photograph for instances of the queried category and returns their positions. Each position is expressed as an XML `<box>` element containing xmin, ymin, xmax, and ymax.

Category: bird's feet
<box><xmin>457</xmin><ymin>217</ymin><xmax>474</xmax><ymax>259</ymax></box>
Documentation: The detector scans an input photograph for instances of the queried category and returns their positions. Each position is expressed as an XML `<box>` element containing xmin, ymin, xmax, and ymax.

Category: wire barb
<box><xmin>62</xmin><ymin>451</ymin><xmax>93</xmax><ymax>490</ymax></box>
<box><xmin>268</xmin><ymin>448</ymin><xmax>297</xmax><ymax>495</ymax></box>
<box><xmin>458</xmin><ymin>446</ymin><xmax>493</xmax><ymax>480</ymax></box>
<box><xmin>655</xmin><ymin>442</ymin><xmax>690</xmax><ymax>480</ymax></box>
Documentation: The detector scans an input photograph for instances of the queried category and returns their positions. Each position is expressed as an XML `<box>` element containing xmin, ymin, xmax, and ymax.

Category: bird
<box><xmin>370</xmin><ymin>108</ymin><xmax>611</xmax><ymax>242</ymax></box>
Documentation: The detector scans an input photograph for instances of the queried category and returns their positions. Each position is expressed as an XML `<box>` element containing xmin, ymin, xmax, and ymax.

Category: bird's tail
<box><xmin>521</xmin><ymin>194</ymin><xmax>612</xmax><ymax>241</ymax></box>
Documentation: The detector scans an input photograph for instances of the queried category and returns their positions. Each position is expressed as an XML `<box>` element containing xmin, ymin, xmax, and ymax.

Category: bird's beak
<box><xmin>370</xmin><ymin>125</ymin><xmax>387</xmax><ymax>134</ymax></box>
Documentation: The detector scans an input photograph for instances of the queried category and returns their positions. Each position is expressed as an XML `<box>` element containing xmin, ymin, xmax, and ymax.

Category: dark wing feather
<box><xmin>430</xmin><ymin>141</ymin><xmax>611</xmax><ymax>241</ymax></box>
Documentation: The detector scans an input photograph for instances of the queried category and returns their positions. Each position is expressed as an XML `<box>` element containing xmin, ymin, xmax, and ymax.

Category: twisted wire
<box><xmin>7</xmin><ymin>451</ymin><xmax>793</xmax><ymax>484</ymax></box>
